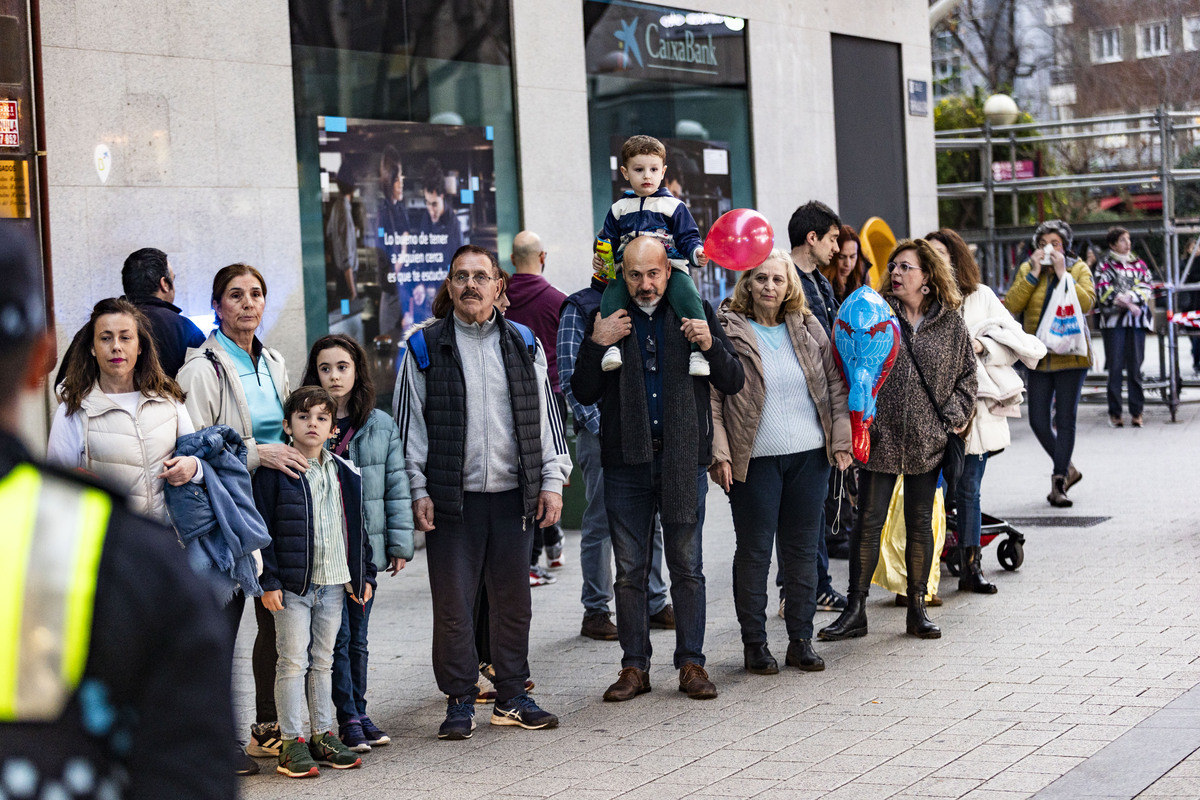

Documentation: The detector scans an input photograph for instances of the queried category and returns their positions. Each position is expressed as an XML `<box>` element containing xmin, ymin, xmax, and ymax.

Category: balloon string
<box><xmin>831</xmin><ymin>468</ymin><xmax>845</xmax><ymax>537</ymax></box>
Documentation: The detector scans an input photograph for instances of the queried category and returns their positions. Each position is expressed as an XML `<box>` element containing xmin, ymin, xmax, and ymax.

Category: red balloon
<box><xmin>704</xmin><ymin>209</ymin><xmax>774</xmax><ymax>271</ymax></box>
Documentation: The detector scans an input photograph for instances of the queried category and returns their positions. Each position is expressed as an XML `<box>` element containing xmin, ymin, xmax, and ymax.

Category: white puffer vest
<box><xmin>79</xmin><ymin>386</ymin><xmax>178</xmax><ymax>523</ymax></box>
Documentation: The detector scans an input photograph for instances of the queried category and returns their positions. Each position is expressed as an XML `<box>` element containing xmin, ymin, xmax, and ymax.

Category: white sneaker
<box><xmin>688</xmin><ymin>351</ymin><xmax>710</xmax><ymax>377</ymax></box>
<box><xmin>601</xmin><ymin>346</ymin><xmax>623</xmax><ymax>371</ymax></box>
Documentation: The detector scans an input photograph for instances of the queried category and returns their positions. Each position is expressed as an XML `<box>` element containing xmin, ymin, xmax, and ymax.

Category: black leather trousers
<box><xmin>848</xmin><ymin>468</ymin><xmax>940</xmax><ymax>598</ymax></box>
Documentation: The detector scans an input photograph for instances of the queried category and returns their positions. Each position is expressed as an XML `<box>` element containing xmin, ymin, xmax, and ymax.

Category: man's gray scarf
<box><xmin>617</xmin><ymin>305</ymin><xmax>699</xmax><ymax>525</ymax></box>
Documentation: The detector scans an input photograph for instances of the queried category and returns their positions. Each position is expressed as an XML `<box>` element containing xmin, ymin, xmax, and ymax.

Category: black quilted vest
<box><xmin>420</xmin><ymin>315</ymin><xmax>543</xmax><ymax>523</ymax></box>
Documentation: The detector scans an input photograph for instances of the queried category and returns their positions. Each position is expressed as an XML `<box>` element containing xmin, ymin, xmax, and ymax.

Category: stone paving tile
<box><xmin>234</xmin><ymin>398</ymin><xmax>1200</xmax><ymax>800</ymax></box>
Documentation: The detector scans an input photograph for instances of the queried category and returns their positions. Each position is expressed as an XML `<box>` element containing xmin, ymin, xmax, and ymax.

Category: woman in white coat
<box><xmin>927</xmin><ymin>230</ymin><xmax>1046</xmax><ymax>593</ymax></box>
<box><xmin>48</xmin><ymin>297</ymin><xmax>202</xmax><ymax>524</ymax></box>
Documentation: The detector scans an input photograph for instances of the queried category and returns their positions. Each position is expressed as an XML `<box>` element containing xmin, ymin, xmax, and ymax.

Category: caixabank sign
<box><xmin>584</xmin><ymin>0</ymin><xmax>747</xmax><ymax>86</ymax></box>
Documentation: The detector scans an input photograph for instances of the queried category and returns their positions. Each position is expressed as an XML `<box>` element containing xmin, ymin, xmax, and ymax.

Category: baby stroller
<box><xmin>942</xmin><ymin>509</ymin><xmax>1026</xmax><ymax>574</ymax></box>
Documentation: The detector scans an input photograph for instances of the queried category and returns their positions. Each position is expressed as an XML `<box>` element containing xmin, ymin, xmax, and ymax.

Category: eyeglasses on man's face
<box><xmin>451</xmin><ymin>272</ymin><xmax>496</xmax><ymax>287</ymax></box>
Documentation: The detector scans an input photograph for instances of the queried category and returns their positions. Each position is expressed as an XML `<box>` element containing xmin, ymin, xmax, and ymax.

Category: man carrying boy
<box><xmin>398</xmin><ymin>244</ymin><xmax>572</xmax><ymax>740</ymax></box>
<box><xmin>572</xmin><ymin>237</ymin><xmax>744</xmax><ymax>702</ymax></box>
<box><xmin>255</xmin><ymin>386</ymin><xmax>376</xmax><ymax>777</ymax></box>
<box><xmin>594</xmin><ymin>134</ymin><xmax>712</xmax><ymax>377</ymax></box>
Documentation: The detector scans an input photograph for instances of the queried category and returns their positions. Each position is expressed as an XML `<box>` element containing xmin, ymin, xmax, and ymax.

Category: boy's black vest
<box><xmin>410</xmin><ymin>315</ymin><xmax>542</xmax><ymax>523</ymax></box>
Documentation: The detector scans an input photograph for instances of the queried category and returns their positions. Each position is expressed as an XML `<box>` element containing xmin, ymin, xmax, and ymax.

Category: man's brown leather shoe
<box><xmin>603</xmin><ymin>667</ymin><xmax>650</xmax><ymax>702</ymax></box>
<box><xmin>678</xmin><ymin>663</ymin><xmax>717</xmax><ymax>699</ymax></box>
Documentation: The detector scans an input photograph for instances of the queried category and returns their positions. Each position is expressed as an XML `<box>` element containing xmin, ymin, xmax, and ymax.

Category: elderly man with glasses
<box><xmin>397</xmin><ymin>244</ymin><xmax>572</xmax><ymax>740</ymax></box>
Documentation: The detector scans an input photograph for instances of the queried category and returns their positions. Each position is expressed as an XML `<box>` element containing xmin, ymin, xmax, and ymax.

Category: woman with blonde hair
<box><xmin>820</xmin><ymin>239</ymin><xmax>976</xmax><ymax>641</ymax></box>
<box><xmin>711</xmin><ymin>249</ymin><xmax>852</xmax><ymax>674</ymax></box>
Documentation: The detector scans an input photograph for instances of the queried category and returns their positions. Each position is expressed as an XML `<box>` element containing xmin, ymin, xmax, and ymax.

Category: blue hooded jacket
<box><xmin>166</xmin><ymin>425</ymin><xmax>271</xmax><ymax>600</ymax></box>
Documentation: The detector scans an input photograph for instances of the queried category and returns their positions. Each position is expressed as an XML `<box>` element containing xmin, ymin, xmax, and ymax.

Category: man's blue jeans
<box><xmin>605</xmin><ymin>458</ymin><xmax>707</xmax><ymax>671</ymax></box>
<box><xmin>273</xmin><ymin>584</ymin><xmax>345</xmax><ymax>741</ymax></box>
<box><xmin>577</xmin><ymin>429</ymin><xmax>668</xmax><ymax>616</ymax></box>
<box><xmin>332</xmin><ymin>593</ymin><xmax>373</xmax><ymax>727</ymax></box>
<box><xmin>955</xmin><ymin>453</ymin><xmax>989</xmax><ymax>548</ymax></box>
<box><xmin>732</xmin><ymin>450</ymin><xmax>830</xmax><ymax>643</ymax></box>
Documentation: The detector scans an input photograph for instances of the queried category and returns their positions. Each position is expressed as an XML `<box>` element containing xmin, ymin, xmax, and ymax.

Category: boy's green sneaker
<box><xmin>276</xmin><ymin>738</ymin><xmax>319</xmax><ymax>778</ymax></box>
<box><xmin>308</xmin><ymin>731</ymin><xmax>363</xmax><ymax>769</ymax></box>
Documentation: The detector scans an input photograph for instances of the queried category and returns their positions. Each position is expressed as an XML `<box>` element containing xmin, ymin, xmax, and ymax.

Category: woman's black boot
<box><xmin>906</xmin><ymin>594</ymin><xmax>941</xmax><ymax>639</ymax></box>
<box><xmin>958</xmin><ymin>546</ymin><xmax>997</xmax><ymax>594</ymax></box>
<box><xmin>743</xmin><ymin>643</ymin><xmax>778</xmax><ymax>675</ymax></box>
<box><xmin>818</xmin><ymin>591</ymin><xmax>867</xmax><ymax>640</ymax></box>
<box><xmin>785</xmin><ymin>639</ymin><xmax>825</xmax><ymax>671</ymax></box>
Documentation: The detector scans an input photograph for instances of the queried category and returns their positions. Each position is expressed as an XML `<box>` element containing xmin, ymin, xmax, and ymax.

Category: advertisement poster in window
<box><xmin>608</xmin><ymin>135</ymin><xmax>733</xmax><ymax>305</ymax></box>
<box><xmin>317</xmin><ymin>116</ymin><xmax>497</xmax><ymax>402</ymax></box>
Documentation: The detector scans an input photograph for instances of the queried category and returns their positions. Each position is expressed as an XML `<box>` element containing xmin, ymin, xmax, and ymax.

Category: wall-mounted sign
<box><xmin>0</xmin><ymin>100</ymin><xmax>17</xmax><ymax>147</ymax></box>
<box><xmin>0</xmin><ymin>159</ymin><xmax>30</xmax><ymax>218</ymax></box>
<box><xmin>907</xmin><ymin>79</ymin><xmax>929</xmax><ymax>117</ymax></box>
<box><xmin>584</xmin><ymin>1</ymin><xmax>747</xmax><ymax>88</ymax></box>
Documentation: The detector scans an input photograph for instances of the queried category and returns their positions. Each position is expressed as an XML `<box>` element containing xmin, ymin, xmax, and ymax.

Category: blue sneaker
<box><xmin>359</xmin><ymin>716</ymin><xmax>390</xmax><ymax>746</ymax></box>
<box><xmin>339</xmin><ymin>719</ymin><xmax>370</xmax><ymax>753</ymax></box>
<box><xmin>491</xmin><ymin>693</ymin><xmax>558</xmax><ymax>730</ymax></box>
<box><xmin>438</xmin><ymin>696</ymin><xmax>476</xmax><ymax>740</ymax></box>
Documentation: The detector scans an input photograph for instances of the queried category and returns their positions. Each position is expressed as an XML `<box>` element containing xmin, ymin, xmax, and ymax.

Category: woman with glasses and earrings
<box><xmin>819</xmin><ymin>240</ymin><xmax>976</xmax><ymax>642</ymax></box>
<box><xmin>710</xmin><ymin>250</ymin><xmax>853</xmax><ymax>674</ymax></box>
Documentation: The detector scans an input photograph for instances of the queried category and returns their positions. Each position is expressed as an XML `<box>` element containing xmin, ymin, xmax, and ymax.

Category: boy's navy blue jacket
<box><xmin>253</xmin><ymin>452</ymin><xmax>377</xmax><ymax>600</ymax></box>
<box><xmin>601</xmin><ymin>187</ymin><xmax>704</xmax><ymax>267</ymax></box>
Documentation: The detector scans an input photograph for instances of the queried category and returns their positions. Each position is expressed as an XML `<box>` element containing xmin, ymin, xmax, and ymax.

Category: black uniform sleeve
<box><xmin>91</xmin><ymin>506</ymin><xmax>236</xmax><ymax>800</ymax></box>
<box><xmin>704</xmin><ymin>302</ymin><xmax>745</xmax><ymax>397</ymax></box>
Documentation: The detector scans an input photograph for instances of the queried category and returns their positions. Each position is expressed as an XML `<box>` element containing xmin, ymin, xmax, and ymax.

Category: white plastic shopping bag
<box><xmin>1035</xmin><ymin>274</ymin><xmax>1089</xmax><ymax>356</ymax></box>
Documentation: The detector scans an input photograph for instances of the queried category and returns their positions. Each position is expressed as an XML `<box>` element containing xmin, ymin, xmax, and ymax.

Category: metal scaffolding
<box><xmin>935</xmin><ymin>107</ymin><xmax>1200</xmax><ymax>421</ymax></box>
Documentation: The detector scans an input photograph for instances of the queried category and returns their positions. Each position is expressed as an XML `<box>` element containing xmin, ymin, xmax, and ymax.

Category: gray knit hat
<box><xmin>1032</xmin><ymin>219</ymin><xmax>1073</xmax><ymax>252</ymax></box>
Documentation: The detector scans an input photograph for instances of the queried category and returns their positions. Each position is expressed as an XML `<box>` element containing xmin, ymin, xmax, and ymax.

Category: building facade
<box><xmin>14</xmin><ymin>0</ymin><xmax>937</xmax><ymax>427</ymax></box>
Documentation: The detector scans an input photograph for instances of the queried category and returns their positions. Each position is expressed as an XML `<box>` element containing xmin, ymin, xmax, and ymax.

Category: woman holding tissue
<box><xmin>1003</xmin><ymin>220</ymin><xmax>1095</xmax><ymax>508</ymax></box>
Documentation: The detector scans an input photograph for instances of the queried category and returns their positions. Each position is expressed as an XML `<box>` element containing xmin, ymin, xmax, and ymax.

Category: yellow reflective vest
<box><xmin>0</xmin><ymin>464</ymin><xmax>112</xmax><ymax>722</ymax></box>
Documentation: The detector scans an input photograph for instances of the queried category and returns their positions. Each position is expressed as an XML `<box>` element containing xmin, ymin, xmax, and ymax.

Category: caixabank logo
<box><xmin>611</xmin><ymin>15</ymin><xmax>720</xmax><ymax>74</ymax></box>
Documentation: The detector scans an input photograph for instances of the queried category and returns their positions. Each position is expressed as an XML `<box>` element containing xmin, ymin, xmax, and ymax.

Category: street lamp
<box><xmin>983</xmin><ymin>93</ymin><xmax>1020</xmax><ymax>126</ymax></box>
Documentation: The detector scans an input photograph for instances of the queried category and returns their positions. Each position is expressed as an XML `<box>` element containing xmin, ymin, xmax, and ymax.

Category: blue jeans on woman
<box><xmin>1026</xmin><ymin>367</ymin><xmax>1087</xmax><ymax>476</ymax></box>
<box><xmin>332</xmin><ymin>593</ymin><xmax>373</xmax><ymax>727</ymax></box>
<box><xmin>729</xmin><ymin>449</ymin><xmax>830</xmax><ymax>643</ymax></box>
<box><xmin>955</xmin><ymin>453</ymin><xmax>989</xmax><ymax>548</ymax></box>
<box><xmin>1101</xmin><ymin>326</ymin><xmax>1145</xmax><ymax>418</ymax></box>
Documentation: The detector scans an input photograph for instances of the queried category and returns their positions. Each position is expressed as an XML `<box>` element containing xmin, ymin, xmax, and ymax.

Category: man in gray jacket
<box><xmin>397</xmin><ymin>244</ymin><xmax>572</xmax><ymax>741</ymax></box>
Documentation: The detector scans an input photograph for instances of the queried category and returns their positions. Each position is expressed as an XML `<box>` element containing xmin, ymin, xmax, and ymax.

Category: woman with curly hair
<box><xmin>48</xmin><ymin>297</ymin><xmax>203</xmax><ymax>523</ymax></box>
<box><xmin>819</xmin><ymin>239</ymin><xmax>977</xmax><ymax>642</ymax></box>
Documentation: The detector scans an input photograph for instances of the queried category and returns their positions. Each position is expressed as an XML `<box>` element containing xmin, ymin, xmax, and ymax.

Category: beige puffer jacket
<box><xmin>79</xmin><ymin>386</ymin><xmax>178</xmax><ymax>522</ymax></box>
<box><xmin>176</xmin><ymin>331</ymin><xmax>289</xmax><ymax>473</ymax></box>
<box><xmin>711</xmin><ymin>302</ymin><xmax>852</xmax><ymax>483</ymax></box>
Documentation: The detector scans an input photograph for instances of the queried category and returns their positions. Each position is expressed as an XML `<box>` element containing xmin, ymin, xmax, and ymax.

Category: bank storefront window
<box><xmin>584</xmin><ymin>0</ymin><xmax>752</xmax><ymax>305</ymax></box>
<box><xmin>290</xmin><ymin>0</ymin><xmax>517</xmax><ymax>407</ymax></box>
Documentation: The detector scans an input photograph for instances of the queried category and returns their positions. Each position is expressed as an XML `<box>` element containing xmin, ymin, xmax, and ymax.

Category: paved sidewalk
<box><xmin>234</xmin><ymin>394</ymin><xmax>1200</xmax><ymax>799</ymax></box>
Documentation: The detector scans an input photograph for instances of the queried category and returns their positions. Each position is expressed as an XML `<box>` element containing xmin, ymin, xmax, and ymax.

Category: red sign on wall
<box><xmin>0</xmin><ymin>101</ymin><xmax>17</xmax><ymax>147</ymax></box>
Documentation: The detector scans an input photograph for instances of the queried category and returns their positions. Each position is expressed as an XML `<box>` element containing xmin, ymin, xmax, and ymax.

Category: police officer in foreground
<box><xmin>0</xmin><ymin>228</ymin><xmax>236</xmax><ymax>798</ymax></box>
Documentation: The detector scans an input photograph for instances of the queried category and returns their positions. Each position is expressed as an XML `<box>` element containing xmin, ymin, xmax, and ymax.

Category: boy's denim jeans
<box><xmin>274</xmin><ymin>584</ymin><xmax>345</xmax><ymax>740</ymax></box>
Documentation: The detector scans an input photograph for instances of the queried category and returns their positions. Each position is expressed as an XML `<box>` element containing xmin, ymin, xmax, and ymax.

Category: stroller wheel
<box><xmin>997</xmin><ymin>538</ymin><xmax>1024</xmax><ymax>571</ymax></box>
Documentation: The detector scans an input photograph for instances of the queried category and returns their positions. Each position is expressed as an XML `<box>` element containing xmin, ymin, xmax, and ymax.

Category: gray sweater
<box><xmin>400</xmin><ymin>312</ymin><xmax>572</xmax><ymax>502</ymax></box>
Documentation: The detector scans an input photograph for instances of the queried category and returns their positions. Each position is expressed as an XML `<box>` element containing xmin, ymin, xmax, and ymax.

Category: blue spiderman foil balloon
<box><xmin>832</xmin><ymin>286</ymin><xmax>900</xmax><ymax>463</ymax></box>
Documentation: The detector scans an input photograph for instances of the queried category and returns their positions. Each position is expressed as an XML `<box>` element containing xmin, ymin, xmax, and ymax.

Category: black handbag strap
<box><xmin>899</xmin><ymin>322</ymin><xmax>955</xmax><ymax>432</ymax></box>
